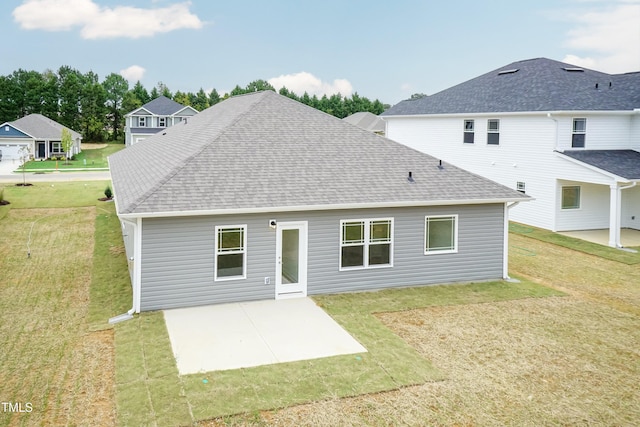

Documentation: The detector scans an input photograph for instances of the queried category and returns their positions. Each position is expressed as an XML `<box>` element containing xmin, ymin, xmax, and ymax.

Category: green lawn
<box><xmin>4</xmin><ymin>181</ymin><xmax>637</xmax><ymax>426</ymax></box>
<box><xmin>509</xmin><ymin>221</ymin><xmax>640</xmax><ymax>264</ymax></box>
<box><xmin>20</xmin><ymin>143</ymin><xmax>124</xmax><ymax>171</ymax></box>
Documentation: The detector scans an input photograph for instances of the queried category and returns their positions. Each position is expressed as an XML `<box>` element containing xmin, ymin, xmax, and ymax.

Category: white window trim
<box><xmin>158</xmin><ymin>117</ymin><xmax>167</xmax><ymax>127</ymax></box>
<box><xmin>138</xmin><ymin>116</ymin><xmax>147</xmax><ymax>127</ymax></box>
<box><xmin>561</xmin><ymin>186</ymin><xmax>581</xmax><ymax>210</ymax></box>
<box><xmin>214</xmin><ymin>224</ymin><xmax>247</xmax><ymax>281</ymax></box>
<box><xmin>339</xmin><ymin>218</ymin><xmax>394</xmax><ymax>271</ymax></box>
<box><xmin>424</xmin><ymin>215</ymin><xmax>459</xmax><ymax>255</ymax></box>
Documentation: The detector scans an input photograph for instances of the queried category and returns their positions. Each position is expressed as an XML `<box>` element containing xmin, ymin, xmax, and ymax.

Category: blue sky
<box><xmin>3</xmin><ymin>0</ymin><xmax>639</xmax><ymax>105</ymax></box>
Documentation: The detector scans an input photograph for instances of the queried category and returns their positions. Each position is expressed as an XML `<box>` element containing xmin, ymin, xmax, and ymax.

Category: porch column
<box><xmin>609</xmin><ymin>183</ymin><xmax>620</xmax><ymax>247</ymax></box>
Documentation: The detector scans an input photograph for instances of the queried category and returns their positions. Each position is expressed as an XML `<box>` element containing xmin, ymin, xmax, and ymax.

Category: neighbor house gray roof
<box><xmin>131</xmin><ymin>96</ymin><xmax>194</xmax><ymax>116</ymax></box>
<box><xmin>382</xmin><ymin>58</ymin><xmax>640</xmax><ymax>116</ymax></box>
<box><xmin>342</xmin><ymin>112</ymin><xmax>386</xmax><ymax>133</ymax></box>
<box><xmin>109</xmin><ymin>91</ymin><xmax>528</xmax><ymax>216</ymax></box>
<box><xmin>560</xmin><ymin>150</ymin><xmax>640</xmax><ymax>180</ymax></box>
<box><xmin>10</xmin><ymin>114</ymin><xmax>81</xmax><ymax>140</ymax></box>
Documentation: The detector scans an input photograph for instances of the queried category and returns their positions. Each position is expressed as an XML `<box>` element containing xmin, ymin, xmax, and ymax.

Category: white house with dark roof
<box><xmin>382</xmin><ymin>57</ymin><xmax>640</xmax><ymax>248</ymax></box>
<box><xmin>0</xmin><ymin>114</ymin><xmax>82</xmax><ymax>161</ymax></box>
<box><xmin>124</xmin><ymin>96</ymin><xmax>198</xmax><ymax>146</ymax></box>
<box><xmin>109</xmin><ymin>91</ymin><xmax>528</xmax><ymax>312</ymax></box>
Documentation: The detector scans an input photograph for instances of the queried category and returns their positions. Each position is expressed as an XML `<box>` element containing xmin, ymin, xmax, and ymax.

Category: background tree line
<box><xmin>0</xmin><ymin>67</ymin><xmax>387</xmax><ymax>143</ymax></box>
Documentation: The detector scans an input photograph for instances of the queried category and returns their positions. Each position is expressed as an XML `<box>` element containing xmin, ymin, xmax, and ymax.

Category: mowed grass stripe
<box><xmin>0</xmin><ymin>207</ymin><xmax>116</xmax><ymax>426</ymax></box>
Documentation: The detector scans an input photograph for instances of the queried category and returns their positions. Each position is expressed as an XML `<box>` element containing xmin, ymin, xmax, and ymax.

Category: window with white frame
<box><xmin>487</xmin><ymin>119</ymin><xmax>500</xmax><ymax>145</ymax></box>
<box><xmin>561</xmin><ymin>186</ymin><xmax>581</xmax><ymax>209</ymax></box>
<box><xmin>572</xmin><ymin>118</ymin><xmax>586</xmax><ymax>148</ymax></box>
<box><xmin>138</xmin><ymin>116</ymin><xmax>147</xmax><ymax>127</ymax></box>
<box><xmin>463</xmin><ymin>119</ymin><xmax>475</xmax><ymax>143</ymax></box>
<box><xmin>51</xmin><ymin>142</ymin><xmax>63</xmax><ymax>153</ymax></box>
<box><xmin>517</xmin><ymin>182</ymin><xmax>526</xmax><ymax>193</ymax></box>
<box><xmin>215</xmin><ymin>225</ymin><xmax>247</xmax><ymax>280</ymax></box>
<box><xmin>340</xmin><ymin>218</ymin><xmax>393</xmax><ymax>269</ymax></box>
<box><xmin>158</xmin><ymin>117</ymin><xmax>167</xmax><ymax>127</ymax></box>
<box><xmin>425</xmin><ymin>215</ymin><xmax>458</xmax><ymax>254</ymax></box>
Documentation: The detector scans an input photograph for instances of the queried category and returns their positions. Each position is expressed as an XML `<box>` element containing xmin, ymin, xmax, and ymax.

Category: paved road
<box><xmin>0</xmin><ymin>171</ymin><xmax>111</xmax><ymax>183</ymax></box>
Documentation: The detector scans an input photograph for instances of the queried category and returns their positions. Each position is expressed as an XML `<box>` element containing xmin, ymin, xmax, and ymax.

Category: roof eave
<box><xmin>115</xmin><ymin>197</ymin><xmax>532</xmax><ymax>219</ymax></box>
<box><xmin>383</xmin><ymin>110</ymin><xmax>640</xmax><ymax>119</ymax></box>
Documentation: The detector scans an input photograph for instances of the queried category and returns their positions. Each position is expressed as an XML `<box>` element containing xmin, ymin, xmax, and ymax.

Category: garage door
<box><xmin>0</xmin><ymin>144</ymin><xmax>29</xmax><ymax>161</ymax></box>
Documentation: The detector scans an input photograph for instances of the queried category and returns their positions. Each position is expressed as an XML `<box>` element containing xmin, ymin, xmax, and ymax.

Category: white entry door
<box><xmin>275</xmin><ymin>221</ymin><xmax>308</xmax><ymax>299</ymax></box>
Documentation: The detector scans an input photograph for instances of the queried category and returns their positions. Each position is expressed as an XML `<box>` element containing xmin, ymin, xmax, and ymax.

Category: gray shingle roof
<box><xmin>560</xmin><ymin>150</ymin><xmax>640</xmax><ymax>180</ymax></box>
<box><xmin>109</xmin><ymin>91</ymin><xmax>528</xmax><ymax>215</ymax></box>
<box><xmin>136</xmin><ymin>96</ymin><xmax>192</xmax><ymax>115</ymax></box>
<box><xmin>382</xmin><ymin>58</ymin><xmax>640</xmax><ymax>116</ymax></box>
<box><xmin>10</xmin><ymin>114</ymin><xmax>81</xmax><ymax>140</ymax></box>
<box><xmin>342</xmin><ymin>112</ymin><xmax>385</xmax><ymax>133</ymax></box>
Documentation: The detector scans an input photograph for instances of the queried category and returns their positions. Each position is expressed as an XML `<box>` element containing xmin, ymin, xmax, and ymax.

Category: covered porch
<box><xmin>558</xmin><ymin>150</ymin><xmax>640</xmax><ymax>249</ymax></box>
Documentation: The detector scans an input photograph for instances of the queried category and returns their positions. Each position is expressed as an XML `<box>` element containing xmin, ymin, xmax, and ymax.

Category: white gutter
<box><xmin>117</xmin><ymin>197</ymin><xmax>531</xmax><ymax>220</ymax></box>
<box><xmin>383</xmin><ymin>110</ymin><xmax>637</xmax><ymax>120</ymax></box>
<box><xmin>108</xmin><ymin>216</ymin><xmax>142</xmax><ymax>323</ymax></box>
<box><xmin>503</xmin><ymin>201</ymin><xmax>521</xmax><ymax>280</ymax></box>
<box><xmin>547</xmin><ymin>113</ymin><xmax>560</xmax><ymax>152</ymax></box>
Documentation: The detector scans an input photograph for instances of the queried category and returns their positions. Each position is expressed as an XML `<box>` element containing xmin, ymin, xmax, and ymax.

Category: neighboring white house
<box><xmin>124</xmin><ymin>96</ymin><xmax>198</xmax><ymax>146</ymax></box>
<box><xmin>0</xmin><ymin>114</ymin><xmax>82</xmax><ymax>161</ymax></box>
<box><xmin>382</xmin><ymin>57</ymin><xmax>640</xmax><ymax>248</ymax></box>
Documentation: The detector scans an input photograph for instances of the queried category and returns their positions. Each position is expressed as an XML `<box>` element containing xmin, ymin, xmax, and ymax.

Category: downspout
<box><xmin>108</xmin><ymin>216</ymin><xmax>142</xmax><ymax>324</ymax></box>
<box><xmin>547</xmin><ymin>113</ymin><xmax>560</xmax><ymax>152</ymax></box>
<box><xmin>503</xmin><ymin>201</ymin><xmax>521</xmax><ymax>280</ymax></box>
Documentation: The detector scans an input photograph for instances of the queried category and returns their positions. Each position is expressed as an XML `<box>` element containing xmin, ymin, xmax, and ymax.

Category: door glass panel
<box><xmin>281</xmin><ymin>229</ymin><xmax>299</xmax><ymax>284</ymax></box>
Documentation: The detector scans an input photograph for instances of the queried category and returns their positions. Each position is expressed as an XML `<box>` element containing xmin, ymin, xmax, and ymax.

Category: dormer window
<box><xmin>138</xmin><ymin>117</ymin><xmax>146</xmax><ymax>127</ymax></box>
<box><xmin>158</xmin><ymin>117</ymin><xmax>167</xmax><ymax>127</ymax></box>
<box><xmin>572</xmin><ymin>118</ymin><xmax>586</xmax><ymax>148</ymax></box>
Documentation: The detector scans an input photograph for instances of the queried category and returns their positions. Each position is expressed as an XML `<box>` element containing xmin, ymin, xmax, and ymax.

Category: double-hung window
<box><xmin>138</xmin><ymin>116</ymin><xmax>147</xmax><ymax>127</ymax></box>
<box><xmin>425</xmin><ymin>215</ymin><xmax>458</xmax><ymax>254</ymax></box>
<box><xmin>572</xmin><ymin>118</ymin><xmax>586</xmax><ymax>148</ymax></box>
<box><xmin>340</xmin><ymin>218</ymin><xmax>393</xmax><ymax>269</ymax></box>
<box><xmin>487</xmin><ymin>119</ymin><xmax>500</xmax><ymax>145</ymax></box>
<box><xmin>463</xmin><ymin>119</ymin><xmax>475</xmax><ymax>143</ymax></box>
<box><xmin>158</xmin><ymin>117</ymin><xmax>167</xmax><ymax>127</ymax></box>
<box><xmin>215</xmin><ymin>225</ymin><xmax>247</xmax><ymax>280</ymax></box>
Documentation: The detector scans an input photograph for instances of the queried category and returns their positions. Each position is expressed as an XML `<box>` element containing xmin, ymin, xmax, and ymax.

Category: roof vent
<box><xmin>563</xmin><ymin>67</ymin><xmax>584</xmax><ymax>72</ymax></box>
<box><xmin>407</xmin><ymin>171</ymin><xmax>415</xmax><ymax>183</ymax></box>
<box><xmin>595</xmin><ymin>83</ymin><xmax>599</xmax><ymax>90</ymax></box>
<box><xmin>438</xmin><ymin>159</ymin><xmax>444</xmax><ymax>170</ymax></box>
<box><xmin>498</xmin><ymin>69</ymin><xmax>519</xmax><ymax>75</ymax></box>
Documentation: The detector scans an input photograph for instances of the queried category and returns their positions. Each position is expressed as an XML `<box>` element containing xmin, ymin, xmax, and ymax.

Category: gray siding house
<box><xmin>124</xmin><ymin>96</ymin><xmax>198</xmax><ymax>146</ymax></box>
<box><xmin>109</xmin><ymin>91</ymin><xmax>528</xmax><ymax>312</ymax></box>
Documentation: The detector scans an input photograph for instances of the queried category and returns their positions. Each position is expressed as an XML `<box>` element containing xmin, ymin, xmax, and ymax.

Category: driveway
<box><xmin>163</xmin><ymin>298</ymin><xmax>367</xmax><ymax>374</ymax></box>
<box><xmin>0</xmin><ymin>158</ymin><xmax>20</xmax><ymax>175</ymax></box>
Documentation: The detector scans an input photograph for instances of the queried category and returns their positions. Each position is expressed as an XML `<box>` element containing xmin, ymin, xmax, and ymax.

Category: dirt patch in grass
<box><xmin>205</xmin><ymin>297</ymin><xmax>639</xmax><ymax>426</ymax></box>
<box><xmin>81</xmin><ymin>143</ymin><xmax>109</xmax><ymax>150</ymax></box>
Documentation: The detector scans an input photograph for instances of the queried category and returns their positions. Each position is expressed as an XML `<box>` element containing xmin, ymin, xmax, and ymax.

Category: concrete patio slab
<box><xmin>163</xmin><ymin>298</ymin><xmax>367</xmax><ymax>375</ymax></box>
<box><xmin>559</xmin><ymin>228</ymin><xmax>640</xmax><ymax>247</ymax></box>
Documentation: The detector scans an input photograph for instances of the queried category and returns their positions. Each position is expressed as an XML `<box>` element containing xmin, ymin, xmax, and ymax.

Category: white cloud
<box><xmin>120</xmin><ymin>65</ymin><xmax>146</xmax><ymax>82</ymax></box>
<box><xmin>268</xmin><ymin>72</ymin><xmax>353</xmax><ymax>97</ymax></box>
<box><xmin>13</xmin><ymin>0</ymin><xmax>204</xmax><ymax>39</ymax></box>
<box><xmin>561</xmin><ymin>1</ymin><xmax>640</xmax><ymax>72</ymax></box>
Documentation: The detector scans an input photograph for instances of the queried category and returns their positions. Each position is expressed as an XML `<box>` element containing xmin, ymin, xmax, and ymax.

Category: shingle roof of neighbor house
<box><xmin>109</xmin><ymin>91</ymin><xmax>528</xmax><ymax>215</ymax></box>
<box><xmin>10</xmin><ymin>114</ymin><xmax>81</xmax><ymax>140</ymax></box>
<box><xmin>133</xmin><ymin>96</ymin><xmax>192</xmax><ymax>116</ymax></box>
<box><xmin>382</xmin><ymin>57</ymin><xmax>640</xmax><ymax>116</ymax></box>
<box><xmin>560</xmin><ymin>150</ymin><xmax>640</xmax><ymax>181</ymax></box>
<box><xmin>342</xmin><ymin>112</ymin><xmax>386</xmax><ymax>133</ymax></box>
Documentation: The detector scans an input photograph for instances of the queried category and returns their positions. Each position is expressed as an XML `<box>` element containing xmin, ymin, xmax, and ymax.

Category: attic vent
<box><xmin>563</xmin><ymin>67</ymin><xmax>584</xmax><ymax>72</ymax></box>
<box><xmin>498</xmin><ymin>69</ymin><xmax>519</xmax><ymax>75</ymax></box>
<box><xmin>4</xmin><ymin>126</ymin><xmax>9</xmax><ymax>131</ymax></box>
